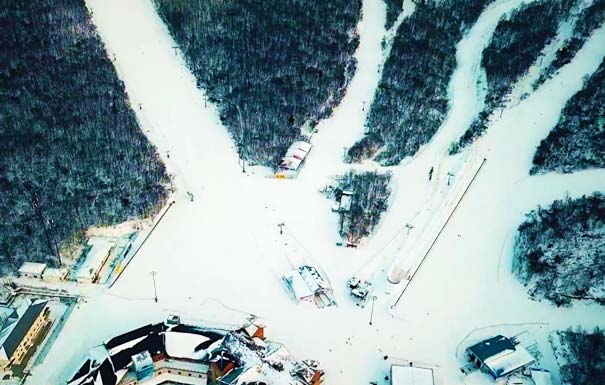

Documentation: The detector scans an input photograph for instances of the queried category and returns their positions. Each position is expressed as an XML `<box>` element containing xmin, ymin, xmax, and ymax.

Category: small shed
<box><xmin>18</xmin><ymin>262</ymin><xmax>47</xmax><ymax>279</ymax></box>
<box><xmin>467</xmin><ymin>335</ymin><xmax>536</xmax><ymax>379</ymax></box>
<box><xmin>131</xmin><ymin>350</ymin><xmax>154</xmax><ymax>381</ymax></box>
<box><xmin>391</xmin><ymin>365</ymin><xmax>434</xmax><ymax>385</ymax></box>
<box><xmin>43</xmin><ymin>267</ymin><xmax>68</xmax><ymax>283</ymax></box>
<box><xmin>332</xmin><ymin>190</ymin><xmax>353</xmax><ymax>213</ymax></box>
<box><xmin>282</xmin><ymin>266</ymin><xmax>334</xmax><ymax>307</ymax></box>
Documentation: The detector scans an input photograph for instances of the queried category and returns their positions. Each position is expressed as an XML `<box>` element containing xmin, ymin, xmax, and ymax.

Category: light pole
<box><xmin>150</xmin><ymin>271</ymin><xmax>158</xmax><ymax>303</ymax></box>
<box><xmin>369</xmin><ymin>295</ymin><xmax>377</xmax><ymax>325</ymax></box>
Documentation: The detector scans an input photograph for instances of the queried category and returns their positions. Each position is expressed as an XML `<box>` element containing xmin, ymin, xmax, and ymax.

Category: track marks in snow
<box><xmin>86</xmin><ymin>0</ymin><xmax>242</xmax><ymax>202</ymax></box>
<box><xmin>376</xmin><ymin>0</ymin><xmax>532</xmax><ymax>296</ymax></box>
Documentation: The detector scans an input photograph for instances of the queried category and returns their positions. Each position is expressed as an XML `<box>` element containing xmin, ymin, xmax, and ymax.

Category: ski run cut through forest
<box><xmin>1</xmin><ymin>0</ymin><xmax>605</xmax><ymax>385</ymax></box>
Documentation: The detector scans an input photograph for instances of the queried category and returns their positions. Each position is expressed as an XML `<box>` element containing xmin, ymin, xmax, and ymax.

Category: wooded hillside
<box><xmin>153</xmin><ymin>0</ymin><xmax>361</xmax><ymax>167</ymax></box>
<box><xmin>0</xmin><ymin>0</ymin><xmax>168</xmax><ymax>272</ymax></box>
<box><xmin>552</xmin><ymin>327</ymin><xmax>605</xmax><ymax>385</ymax></box>
<box><xmin>532</xmin><ymin>59</ymin><xmax>605</xmax><ymax>174</ymax></box>
<box><xmin>452</xmin><ymin>0</ymin><xmax>576</xmax><ymax>153</ymax></box>
<box><xmin>513</xmin><ymin>194</ymin><xmax>605</xmax><ymax>306</ymax></box>
<box><xmin>348</xmin><ymin>0</ymin><xmax>488</xmax><ymax>166</ymax></box>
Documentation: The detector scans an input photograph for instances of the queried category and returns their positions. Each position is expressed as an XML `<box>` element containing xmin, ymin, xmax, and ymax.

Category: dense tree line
<box><xmin>512</xmin><ymin>194</ymin><xmax>605</xmax><ymax>306</ymax></box>
<box><xmin>553</xmin><ymin>327</ymin><xmax>605</xmax><ymax>385</ymax></box>
<box><xmin>153</xmin><ymin>0</ymin><xmax>361</xmax><ymax>167</ymax></box>
<box><xmin>347</xmin><ymin>0</ymin><xmax>489</xmax><ymax>166</ymax></box>
<box><xmin>0</xmin><ymin>0</ymin><xmax>168</xmax><ymax>273</ymax></box>
<box><xmin>532</xmin><ymin>59</ymin><xmax>605</xmax><ymax>174</ymax></box>
<box><xmin>541</xmin><ymin>0</ymin><xmax>605</xmax><ymax>82</ymax></box>
<box><xmin>384</xmin><ymin>0</ymin><xmax>402</xmax><ymax>29</ymax></box>
<box><xmin>452</xmin><ymin>0</ymin><xmax>576</xmax><ymax>153</ymax></box>
<box><xmin>326</xmin><ymin>171</ymin><xmax>392</xmax><ymax>244</ymax></box>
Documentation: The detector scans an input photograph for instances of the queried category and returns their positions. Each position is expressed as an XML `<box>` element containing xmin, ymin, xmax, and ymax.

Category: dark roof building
<box><xmin>467</xmin><ymin>335</ymin><xmax>516</xmax><ymax>362</ymax></box>
<box><xmin>466</xmin><ymin>335</ymin><xmax>536</xmax><ymax>379</ymax></box>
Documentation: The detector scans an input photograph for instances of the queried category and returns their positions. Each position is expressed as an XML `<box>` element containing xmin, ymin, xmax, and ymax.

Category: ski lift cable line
<box><xmin>391</xmin><ymin>157</ymin><xmax>487</xmax><ymax>309</ymax></box>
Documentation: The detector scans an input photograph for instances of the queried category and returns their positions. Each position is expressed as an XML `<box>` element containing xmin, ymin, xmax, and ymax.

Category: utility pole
<box><xmin>278</xmin><ymin>222</ymin><xmax>285</xmax><ymax>235</ymax></box>
<box><xmin>172</xmin><ymin>45</ymin><xmax>178</xmax><ymax>56</ymax></box>
<box><xmin>447</xmin><ymin>172</ymin><xmax>454</xmax><ymax>186</ymax></box>
<box><xmin>150</xmin><ymin>271</ymin><xmax>158</xmax><ymax>303</ymax></box>
<box><xmin>369</xmin><ymin>295</ymin><xmax>377</xmax><ymax>325</ymax></box>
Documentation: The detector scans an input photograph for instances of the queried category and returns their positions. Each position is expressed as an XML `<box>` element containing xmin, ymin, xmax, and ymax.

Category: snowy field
<box><xmin>30</xmin><ymin>0</ymin><xmax>605</xmax><ymax>384</ymax></box>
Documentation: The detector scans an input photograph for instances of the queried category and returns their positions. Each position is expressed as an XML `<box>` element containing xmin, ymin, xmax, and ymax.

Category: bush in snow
<box><xmin>512</xmin><ymin>194</ymin><xmax>605</xmax><ymax>306</ymax></box>
<box><xmin>348</xmin><ymin>0</ymin><xmax>489</xmax><ymax>166</ymax></box>
<box><xmin>531</xmin><ymin>58</ymin><xmax>605</xmax><ymax>174</ymax></box>
<box><xmin>0</xmin><ymin>0</ymin><xmax>168</xmax><ymax>273</ymax></box>
<box><xmin>551</xmin><ymin>326</ymin><xmax>605</xmax><ymax>385</ymax></box>
<box><xmin>152</xmin><ymin>0</ymin><xmax>361</xmax><ymax>167</ymax></box>
<box><xmin>451</xmin><ymin>0</ymin><xmax>576</xmax><ymax>154</ymax></box>
<box><xmin>326</xmin><ymin>171</ymin><xmax>392</xmax><ymax>244</ymax></box>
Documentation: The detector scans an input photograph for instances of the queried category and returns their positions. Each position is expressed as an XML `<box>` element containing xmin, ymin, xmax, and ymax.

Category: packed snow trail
<box><xmin>380</xmin><ymin>0</ymin><xmax>532</xmax><ymax>289</ymax></box>
<box><xmin>303</xmin><ymin>0</ymin><xmax>418</xmax><ymax>180</ymax></box>
<box><xmin>85</xmin><ymin>0</ymin><xmax>242</xmax><ymax>201</ymax></box>
<box><xmin>302</xmin><ymin>0</ymin><xmax>388</xmax><ymax>177</ymax></box>
<box><xmin>390</xmin><ymin>22</ymin><xmax>605</xmax><ymax>384</ymax></box>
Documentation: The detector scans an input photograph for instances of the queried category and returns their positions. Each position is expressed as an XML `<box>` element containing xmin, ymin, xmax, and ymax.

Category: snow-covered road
<box><xmin>30</xmin><ymin>1</ymin><xmax>605</xmax><ymax>385</ymax></box>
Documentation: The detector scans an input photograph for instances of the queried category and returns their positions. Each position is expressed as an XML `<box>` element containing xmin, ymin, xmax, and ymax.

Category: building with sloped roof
<box><xmin>0</xmin><ymin>300</ymin><xmax>49</xmax><ymax>370</ymax></box>
<box><xmin>17</xmin><ymin>262</ymin><xmax>47</xmax><ymax>279</ymax></box>
<box><xmin>276</xmin><ymin>141</ymin><xmax>312</xmax><ymax>178</ymax></box>
<box><xmin>466</xmin><ymin>335</ymin><xmax>536</xmax><ymax>380</ymax></box>
<box><xmin>68</xmin><ymin>316</ymin><xmax>323</xmax><ymax>385</ymax></box>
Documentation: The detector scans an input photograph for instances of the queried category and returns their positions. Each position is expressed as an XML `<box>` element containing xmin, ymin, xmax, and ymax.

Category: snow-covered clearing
<box><xmin>29</xmin><ymin>1</ymin><xmax>605</xmax><ymax>385</ymax></box>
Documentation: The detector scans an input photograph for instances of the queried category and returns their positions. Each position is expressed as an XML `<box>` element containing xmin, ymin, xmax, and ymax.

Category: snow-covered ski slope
<box><xmin>30</xmin><ymin>0</ymin><xmax>605</xmax><ymax>384</ymax></box>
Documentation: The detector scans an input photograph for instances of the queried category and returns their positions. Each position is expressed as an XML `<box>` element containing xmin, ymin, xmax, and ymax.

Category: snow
<box><xmin>164</xmin><ymin>331</ymin><xmax>209</xmax><ymax>360</ymax></box>
<box><xmin>76</xmin><ymin>242</ymin><xmax>112</xmax><ymax>282</ymax></box>
<box><xmin>43</xmin><ymin>268</ymin><xmax>68</xmax><ymax>281</ymax></box>
<box><xmin>18</xmin><ymin>262</ymin><xmax>47</xmax><ymax>277</ymax></box>
<box><xmin>27</xmin><ymin>0</ymin><xmax>605</xmax><ymax>384</ymax></box>
<box><xmin>391</xmin><ymin>365</ymin><xmax>435</xmax><ymax>385</ymax></box>
<box><xmin>484</xmin><ymin>345</ymin><xmax>535</xmax><ymax>378</ymax></box>
<box><xmin>530</xmin><ymin>369</ymin><xmax>554</xmax><ymax>385</ymax></box>
<box><xmin>283</xmin><ymin>269</ymin><xmax>314</xmax><ymax>301</ymax></box>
